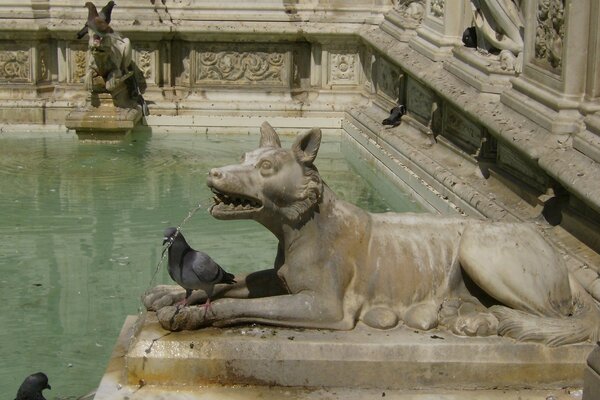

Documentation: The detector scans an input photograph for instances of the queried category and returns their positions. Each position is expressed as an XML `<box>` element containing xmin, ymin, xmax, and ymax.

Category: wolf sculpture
<box><xmin>145</xmin><ymin>122</ymin><xmax>600</xmax><ymax>346</ymax></box>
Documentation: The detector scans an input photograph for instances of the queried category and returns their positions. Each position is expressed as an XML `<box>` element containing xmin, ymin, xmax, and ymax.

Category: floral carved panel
<box><xmin>69</xmin><ymin>43</ymin><xmax>88</xmax><ymax>84</ymax></box>
<box><xmin>329</xmin><ymin>50</ymin><xmax>359</xmax><ymax>85</ymax></box>
<box><xmin>429</xmin><ymin>0</ymin><xmax>444</xmax><ymax>19</ymax></box>
<box><xmin>195</xmin><ymin>44</ymin><xmax>290</xmax><ymax>87</ymax></box>
<box><xmin>375</xmin><ymin>56</ymin><xmax>401</xmax><ymax>102</ymax></box>
<box><xmin>534</xmin><ymin>0</ymin><xmax>565</xmax><ymax>74</ymax></box>
<box><xmin>0</xmin><ymin>49</ymin><xmax>32</xmax><ymax>83</ymax></box>
<box><xmin>406</xmin><ymin>77</ymin><xmax>434</xmax><ymax>122</ymax></box>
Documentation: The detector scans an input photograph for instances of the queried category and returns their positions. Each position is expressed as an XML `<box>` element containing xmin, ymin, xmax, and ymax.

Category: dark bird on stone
<box><xmin>77</xmin><ymin>1</ymin><xmax>116</xmax><ymax>39</ymax></box>
<box><xmin>83</xmin><ymin>1</ymin><xmax>114</xmax><ymax>37</ymax></box>
<box><xmin>15</xmin><ymin>372</ymin><xmax>51</xmax><ymax>400</ymax></box>
<box><xmin>163</xmin><ymin>227</ymin><xmax>236</xmax><ymax>314</ymax></box>
<box><xmin>382</xmin><ymin>104</ymin><xmax>406</xmax><ymax>127</ymax></box>
<box><xmin>462</xmin><ymin>26</ymin><xmax>477</xmax><ymax>48</ymax></box>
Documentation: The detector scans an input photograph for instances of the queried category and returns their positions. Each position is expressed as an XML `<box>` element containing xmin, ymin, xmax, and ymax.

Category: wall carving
<box><xmin>375</xmin><ymin>56</ymin><xmax>401</xmax><ymax>102</ymax></box>
<box><xmin>135</xmin><ymin>48</ymin><xmax>154</xmax><ymax>81</ymax></box>
<box><xmin>196</xmin><ymin>46</ymin><xmax>287</xmax><ymax>86</ymax></box>
<box><xmin>71</xmin><ymin>47</ymin><xmax>88</xmax><ymax>84</ymax></box>
<box><xmin>406</xmin><ymin>77</ymin><xmax>434</xmax><ymax>122</ymax></box>
<box><xmin>0</xmin><ymin>50</ymin><xmax>31</xmax><ymax>82</ymax></box>
<box><xmin>444</xmin><ymin>106</ymin><xmax>482</xmax><ymax>153</ymax></box>
<box><xmin>329</xmin><ymin>51</ymin><xmax>358</xmax><ymax>85</ymax></box>
<box><xmin>534</xmin><ymin>0</ymin><xmax>565</xmax><ymax>73</ymax></box>
<box><xmin>394</xmin><ymin>0</ymin><xmax>425</xmax><ymax>22</ymax></box>
<box><xmin>430</xmin><ymin>0</ymin><xmax>445</xmax><ymax>18</ymax></box>
<box><xmin>497</xmin><ymin>143</ymin><xmax>548</xmax><ymax>191</ymax></box>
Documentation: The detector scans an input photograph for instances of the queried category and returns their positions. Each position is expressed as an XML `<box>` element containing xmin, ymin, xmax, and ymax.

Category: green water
<box><xmin>0</xmin><ymin>130</ymin><xmax>424</xmax><ymax>397</ymax></box>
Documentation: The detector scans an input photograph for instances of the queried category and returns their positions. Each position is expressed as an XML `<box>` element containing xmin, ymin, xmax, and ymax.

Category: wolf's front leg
<box><xmin>156</xmin><ymin>292</ymin><xmax>352</xmax><ymax>331</ymax></box>
<box><xmin>143</xmin><ymin>269</ymin><xmax>288</xmax><ymax>311</ymax></box>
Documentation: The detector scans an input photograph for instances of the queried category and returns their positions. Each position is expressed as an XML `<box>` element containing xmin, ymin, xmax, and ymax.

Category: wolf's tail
<box><xmin>491</xmin><ymin>289</ymin><xmax>600</xmax><ymax>346</ymax></box>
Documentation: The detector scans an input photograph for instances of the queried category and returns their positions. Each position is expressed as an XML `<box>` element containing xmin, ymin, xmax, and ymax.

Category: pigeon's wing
<box><xmin>186</xmin><ymin>251</ymin><xmax>224</xmax><ymax>286</ymax></box>
<box><xmin>99</xmin><ymin>1</ymin><xmax>115</xmax><ymax>23</ymax></box>
<box><xmin>76</xmin><ymin>24</ymin><xmax>89</xmax><ymax>39</ymax></box>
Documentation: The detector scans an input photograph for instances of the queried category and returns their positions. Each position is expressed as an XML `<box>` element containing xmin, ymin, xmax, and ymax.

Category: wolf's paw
<box><xmin>143</xmin><ymin>285</ymin><xmax>186</xmax><ymax>311</ymax></box>
<box><xmin>156</xmin><ymin>305</ymin><xmax>210</xmax><ymax>331</ymax></box>
<box><xmin>450</xmin><ymin>312</ymin><xmax>499</xmax><ymax>337</ymax></box>
<box><xmin>362</xmin><ymin>307</ymin><xmax>399</xmax><ymax>329</ymax></box>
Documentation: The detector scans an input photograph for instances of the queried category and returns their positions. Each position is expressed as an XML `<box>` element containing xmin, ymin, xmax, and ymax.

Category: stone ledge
<box><xmin>124</xmin><ymin>313</ymin><xmax>591</xmax><ymax>391</ymax></box>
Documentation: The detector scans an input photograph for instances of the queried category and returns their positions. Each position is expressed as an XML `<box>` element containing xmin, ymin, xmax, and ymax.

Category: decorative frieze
<box><xmin>196</xmin><ymin>44</ymin><xmax>289</xmax><ymax>86</ymax></box>
<box><xmin>329</xmin><ymin>50</ymin><xmax>359</xmax><ymax>85</ymax></box>
<box><xmin>443</xmin><ymin>106</ymin><xmax>483</xmax><ymax>154</ymax></box>
<box><xmin>534</xmin><ymin>0</ymin><xmax>565</xmax><ymax>73</ymax></box>
<box><xmin>374</xmin><ymin>56</ymin><xmax>401</xmax><ymax>102</ymax></box>
<box><xmin>0</xmin><ymin>49</ymin><xmax>31</xmax><ymax>82</ymax></box>
<box><xmin>497</xmin><ymin>143</ymin><xmax>548</xmax><ymax>191</ymax></box>
<box><xmin>429</xmin><ymin>0</ymin><xmax>444</xmax><ymax>18</ymax></box>
<box><xmin>406</xmin><ymin>77</ymin><xmax>434</xmax><ymax>122</ymax></box>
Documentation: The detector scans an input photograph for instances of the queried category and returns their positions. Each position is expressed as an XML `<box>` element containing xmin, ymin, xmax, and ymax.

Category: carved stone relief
<box><xmin>0</xmin><ymin>49</ymin><xmax>31</xmax><ymax>82</ymax></box>
<box><xmin>375</xmin><ymin>56</ymin><xmax>401</xmax><ymax>102</ymax></box>
<box><xmin>443</xmin><ymin>106</ymin><xmax>483</xmax><ymax>154</ymax></box>
<box><xmin>70</xmin><ymin>45</ymin><xmax>88</xmax><ymax>84</ymax></box>
<box><xmin>429</xmin><ymin>0</ymin><xmax>445</xmax><ymax>18</ymax></box>
<box><xmin>38</xmin><ymin>46</ymin><xmax>49</xmax><ymax>82</ymax></box>
<box><xmin>329</xmin><ymin>50</ymin><xmax>359</xmax><ymax>85</ymax></box>
<box><xmin>175</xmin><ymin>44</ymin><xmax>192</xmax><ymax>87</ymax></box>
<box><xmin>534</xmin><ymin>0</ymin><xmax>565</xmax><ymax>73</ymax></box>
<box><xmin>134</xmin><ymin>47</ymin><xmax>154</xmax><ymax>81</ymax></box>
<box><xmin>196</xmin><ymin>45</ymin><xmax>288</xmax><ymax>86</ymax></box>
<box><xmin>394</xmin><ymin>0</ymin><xmax>426</xmax><ymax>23</ymax></box>
<box><xmin>406</xmin><ymin>77</ymin><xmax>434</xmax><ymax>122</ymax></box>
<box><xmin>497</xmin><ymin>143</ymin><xmax>548</xmax><ymax>191</ymax></box>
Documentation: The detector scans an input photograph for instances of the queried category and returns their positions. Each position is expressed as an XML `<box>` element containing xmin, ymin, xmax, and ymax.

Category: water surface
<box><xmin>0</xmin><ymin>130</ymin><xmax>424</xmax><ymax>397</ymax></box>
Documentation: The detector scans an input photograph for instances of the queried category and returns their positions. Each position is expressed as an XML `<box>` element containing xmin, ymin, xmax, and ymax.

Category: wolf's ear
<box><xmin>259</xmin><ymin>121</ymin><xmax>282</xmax><ymax>148</ymax></box>
<box><xmin>292</xmin><ymin>128</ymin><xmax>321</xmax><ymax>166</ymax></box>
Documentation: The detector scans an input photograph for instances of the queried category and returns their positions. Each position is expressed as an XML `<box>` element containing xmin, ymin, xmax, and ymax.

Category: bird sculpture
<box><xmin>382</xmin><ymin>104</ymin><xmax>407</xmax><ymax>127</ymax></box>
<box><xmin>15</xmin><ymin>372</ymin><xmax>51</xmax><ymax>400</ymax></box>
<box><xmin>83</xmin><ymin>1</ymin><xmax>114</xmax><ymax>37</ymax></box>
<box><xmin>163</xmin><ymin>227</ymin><xmax>236</xmax><ymax>314</ymax></box>
<box><xmin>77</xmin><ymin>1</ymin><xmax>115</xmax><ymax>39</ymax></box>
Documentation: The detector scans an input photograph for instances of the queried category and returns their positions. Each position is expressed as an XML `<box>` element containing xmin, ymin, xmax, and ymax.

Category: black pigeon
<box><xmin>462</xmin><ymin>26</ymin><xmax>477</xmax><ymax>48</ymax></box>
<box><xmin>84</xmin><ymin>2</ymin><xmax>114</xmax><ymax>37</ymax></box>
<box><xmin>382</xmin><ymin>104</ymin><xmax>406</xmax><ymax>127</ymax></box>
<box><xmin>77</xmin><ymin>1</ymin><xmax>115</xmax><ymax>39</ymax></box>
<box><xmin>15</xmin><ymin>372</ymin><xmax>51</xmax><ymax>400</ymax></box>
<box><xmin>163</xmin><ymin>227</ymin><xmax>236</xmax><ymax>313</ymax></box>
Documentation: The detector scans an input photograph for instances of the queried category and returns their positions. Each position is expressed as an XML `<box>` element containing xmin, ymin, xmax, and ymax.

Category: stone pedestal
<box><xmin>409</xmin><ymin>0</ymin><xmax>470</xmax><ymax>61</ymax></box>
<box><xmin>65</xmin><ymin>92</ymin><xmax>142</xmax><ymax>140</ymax></box>
<box><xmin>501</xmin><ymin>0</ymin><xmax>592</xmax><ymax>134</ymax></box>
<box><xmin>444</xmin><ymin>47</ymin><xmax>516</xmax><ymax>94</ymax></box>
<box><xmin>583</xmin><ymin>343</ymin><xmax>600</xmax><ymax>399</ymax></box>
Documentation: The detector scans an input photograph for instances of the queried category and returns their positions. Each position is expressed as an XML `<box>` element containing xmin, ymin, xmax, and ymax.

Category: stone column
<box><xmin>501</xmin><ymin>0</ymin><xmax>591</xmax><ymax>134</ymax></box>
<box><xmin>409</xmin><ymin>0</ymin><xmax>471</xmax><ymax>61</ymax></box>
<box><xmin>573</xmin><ymin>0</ymin><xmax>600</xmax><ymax>162</ymax></box>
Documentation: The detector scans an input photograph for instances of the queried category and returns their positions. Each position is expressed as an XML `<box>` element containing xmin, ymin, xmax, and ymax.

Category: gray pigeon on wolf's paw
<box><xmin>15</xmin><ymin>372</ymin><xmax>51</xmax><ymax>400</ymax></box>
<box><xmin>163</xmin><ymin>227</ymin><xmax>236</xmax><ymax>314</ymax></box>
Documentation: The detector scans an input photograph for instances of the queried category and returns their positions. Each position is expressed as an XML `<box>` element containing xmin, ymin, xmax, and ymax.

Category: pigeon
<box><xmin>163</xmin><ymin>227</ymin><xmax>236</xmax><ymax>314</ymax></box>
<box><xmin>462</xmin><ymin>26</ymin><xmax>477</xmax><ymax>48</ymax></box>
<box><xmin>15</xmin><ymin>372</ymin><xmax>51</xmax><ymax>400</ymax></box>
<box><xmin>382</xmin><ymin>104</ymin><xmax>406</xmax><ymax>127</ymax></box>
<box><xmin>84</xmin><ymin>2</ymin><xmax>114</xmax><ymax>37</ymax></box>
<box><xmin>77</xmin><ymin>1</ymin><xmax>115</xmax><ymax>39</ymax></box>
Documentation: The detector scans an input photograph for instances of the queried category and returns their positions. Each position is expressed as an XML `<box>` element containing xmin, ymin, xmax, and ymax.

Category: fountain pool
<box><xmin>0</xmin><ymin>129</ymin><xmax>425</xmax><ymax>397</ymax></box>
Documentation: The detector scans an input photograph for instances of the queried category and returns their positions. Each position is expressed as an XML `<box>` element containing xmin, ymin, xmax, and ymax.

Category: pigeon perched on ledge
<box><xmin>15</xmin><ymin>372</ymin><xmax>51</xmax><ymax>400</ymax></box>
<box><xmin>163</xmin><ymin>227</ymin><xmax>236</xmax><ymax>313</ymax></box>
<box><xmin>77</xmin><ymin>1</ymin><xmax>115</xmax><ymax>39</ymax></box>
<box><xmin>83</xmin><ymin>1</ymin><xmax>114</xmax><ymax>37</ymax></box>
<box><xmin>382</xmin><ymin>104</ymin><xmax>406</xmax><ymax>127</ymax></box>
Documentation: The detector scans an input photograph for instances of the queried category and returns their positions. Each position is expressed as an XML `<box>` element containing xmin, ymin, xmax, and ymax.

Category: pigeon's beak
<box><xmin>162</xmin><ymin>237</ymin><xmax>169</xmax><ymax>245</ymax></box>
<box><xmin>47</xmin><ymin>384</ymin><xmax>52</xmax><ymax>390</ymax></box>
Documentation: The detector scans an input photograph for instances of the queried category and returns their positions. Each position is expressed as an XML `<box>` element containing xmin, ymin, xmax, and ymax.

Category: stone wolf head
<box><xmin>207</xmin><ymin>122</ymin><xmax>324</xmax><ymax>227</ymax></box>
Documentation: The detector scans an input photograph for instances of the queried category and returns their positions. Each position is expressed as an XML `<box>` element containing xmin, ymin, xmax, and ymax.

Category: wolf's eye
<box><xmin>259</xmin><ymin>160</ymin><xmax>273</xmax><ymax>170</ymax></box>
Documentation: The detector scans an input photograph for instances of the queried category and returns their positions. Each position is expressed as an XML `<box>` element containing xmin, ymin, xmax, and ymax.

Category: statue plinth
<box><xmin>92</xmin><ymin>313</ymin><xmax>591</xmax><ymax>399</ymax></box>
<box><xmin>65</xmin><ymin>90</ymin><xmax>142</xmax><ymax>141</ymax></box>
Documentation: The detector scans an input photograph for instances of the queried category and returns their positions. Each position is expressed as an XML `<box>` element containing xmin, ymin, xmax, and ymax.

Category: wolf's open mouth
<box><xmin>210</xmin><ymin>188</ymin><xmax>262</xmax><ymax>212</ymax></box>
